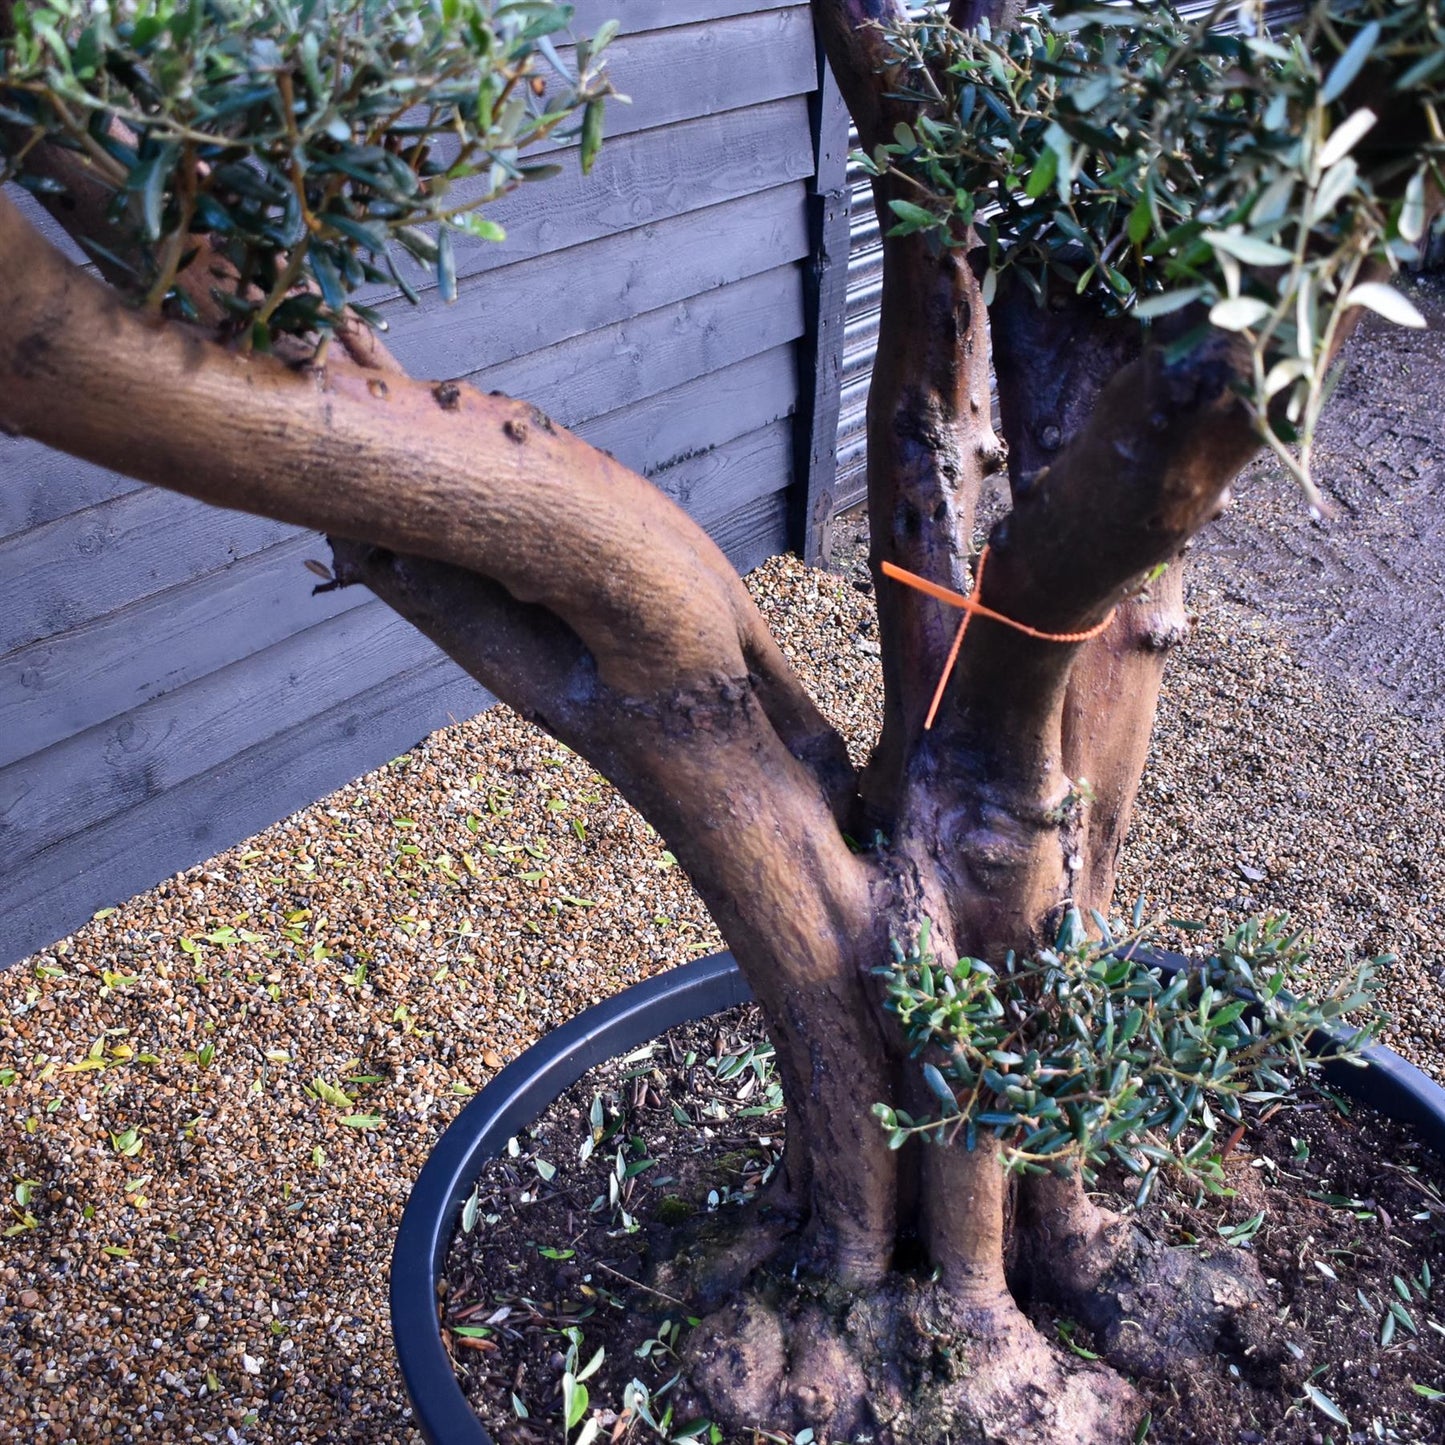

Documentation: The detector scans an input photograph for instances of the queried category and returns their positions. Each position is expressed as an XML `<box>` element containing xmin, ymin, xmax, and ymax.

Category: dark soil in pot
<box><xmin>440</xmin><ymin>1005</ymin><xmax>1445</xmax><ymax>1445</ymax></box>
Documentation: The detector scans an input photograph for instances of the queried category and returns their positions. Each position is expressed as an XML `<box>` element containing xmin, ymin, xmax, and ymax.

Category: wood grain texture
<box><xmin>0</xmin><ymin>534</ymin><xmax>366</xmax><ymax>767</ymax></box>
<box><xmin>467</xmin><ymin>264</ymin><xmax>804</xmax><ymax>430</ymax></box>
<box><xmin>0</xmin><ymin>443</ymin><xmax>145</xmax><ymax>545</ymax></box>
<box><xmin>706</xmin><ymin>488</ymin><xmax>791</xmax><ymax>578</ymax></box>
<box><xmin>0</xmin><ymin>489</ymin><xmax>298</xmax><ymax>656</ymax></box>
<box><xmin>0</xmin><ymin>600</ymin><xmax>455</xmax><ymax>865</ymax></box>
<box><xmin>580</xmin><ymin>343</ymin><xmax>798</xmax><ymax>477</ymax></box>
<box><xmin>569</xmin><ymin>0</ymin><xmax>797</xmax><ymax>35</ymax></box>
<box><xmin>367</xmin><ymin>97</ymin><xmax>814</xmax><ymax>297</ymax></box>
<box><xmin>381</xmin><ymin>182</ymin><xmax>808</xmax><ymax>379</ymax></box>
<box><xmin>545</xmin><ymin>9</ymin><xmax>815</xmax><ymax>148</ymax></box>
<box><xmin>0</xmin><ymin>656</ymin><xmax>488</xmax><ymax>969</ymax></box>
<box><xmin>651</xmin><ymin>419</ymin><xmax>793</xmax><ymax>527</ymax></box>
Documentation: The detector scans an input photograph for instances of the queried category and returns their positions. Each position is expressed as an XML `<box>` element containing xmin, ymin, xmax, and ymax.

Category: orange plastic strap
<box><xmin>881</xmin><ymin>544</ymin><xmax>1116</xmax><ymax>731</ymax></box>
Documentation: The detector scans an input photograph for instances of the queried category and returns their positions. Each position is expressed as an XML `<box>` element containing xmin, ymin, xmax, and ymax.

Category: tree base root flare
<box><xmin>1013</xmin><ymin>1203</ymin><xmax>1283</xmax><ymax>1382</ymax></box>
<box><xmin>673</xmin><ymin>1273</ymin><xmax>1140</xmax><ymax>1445</ymax></box>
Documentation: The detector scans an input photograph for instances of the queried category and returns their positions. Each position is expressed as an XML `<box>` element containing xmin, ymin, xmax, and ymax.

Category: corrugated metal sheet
<box><xmin>834</xmin><ymin>0</ymin><xmax>1310</xmax><ymax>514</ymax></box>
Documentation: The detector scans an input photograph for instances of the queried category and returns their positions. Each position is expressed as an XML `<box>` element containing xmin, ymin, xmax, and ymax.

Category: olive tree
<box><xmin>1</xmin><ymin>1</ymin><xmax>1439</xmax><ymax>1439</ymax></box>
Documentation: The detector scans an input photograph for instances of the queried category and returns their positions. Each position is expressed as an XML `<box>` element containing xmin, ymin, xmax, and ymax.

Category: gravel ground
<box><xmin>4</xmin><ymin>297</ymin><xmax>1443</xmax><ymax>1443</ymax></box>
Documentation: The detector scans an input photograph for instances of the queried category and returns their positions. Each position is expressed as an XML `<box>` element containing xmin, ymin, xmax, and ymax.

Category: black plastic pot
<box><xmin>390</xmin><ymin>949</ymin><xmax>1445</xmax><ymax>1445</ymax></box>
<box><xmin>391</xmin><ymin>951</ymin><xmax>752</xmax><ymax>1445</ymax></box>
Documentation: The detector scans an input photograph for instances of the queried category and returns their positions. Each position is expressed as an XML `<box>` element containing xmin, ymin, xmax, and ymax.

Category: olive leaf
<box><xmin>869</xmin><ymin>0</ymin><xmax>1445</xmax><ymax>505</ymax></box>
<box><xmin>0</xmin><ymin>0</ymin><xmax>620</xmax><ymax>345</ymax></box>
<box><xmin>877</xmin><ymin>909</ymin><xmax>1387</xmax><ymax>1185</ymax></box>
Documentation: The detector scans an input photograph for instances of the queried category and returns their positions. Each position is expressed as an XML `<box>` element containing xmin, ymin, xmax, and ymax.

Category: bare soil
<box><xmin>442</xmin><ymin>1005</ymin><xmax>1445</xmax><ymax>1445</ymax></box>
<box><xmin>1197</xmin><ymin>272</ymin><xmax>1445</xmax><ymax>747</ymax></box>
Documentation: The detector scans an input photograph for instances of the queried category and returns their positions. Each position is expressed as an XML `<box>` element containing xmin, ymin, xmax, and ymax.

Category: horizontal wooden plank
<box><xmin>372</xmin><ymin>95</ymin><xmax>814</xmax><ymax>300</ymax></box>
<box><xmin>652</xmin><ymin>418</ymin><xmax>793</xmax><ymax>528</ymax></box>
<box><xmin>467</xmin><ymin>263</ymin><xmax>803</xmax><ymax>429</ymax></box>
<box><xmin>578</xmin><ymin>342</ymin><xmax>797</xmax><ymax>477</ymax></box>
<box><xmin>708</xmin><ymin>488</ymin><xmax>792</xmax><ymax>578</ymax></box>
<box><xmin>0</xmin><ymin>442</ymin><xmax>145</xmax><ymax>546</ymax></box>
<box><xmin>0</xmin><ymin>488</ymin><xmax>298</xmax><ymax>657</ymax></box>
<box><xmin>0</xmin><ymin>598</ymin><xmax>457</xmax><ymax>865</ymax></box>
<box><xmin>569</xmin><ymin>0</ymin><xmax>798</xmax><ymax>35</ymax></box>
<box><xmin>547</xmin><ymin>9</ymin><xmax>815</xmax><ymax>149</ymax></box>
<box><xmin>382</xmin><ymin>181</ymin><xmax>808</xmax><ymax>379</ymax></box>
<box><xmin>0</xmin><ymin>532</ymin><xmax>367</xmax><ymax>769</ymax></box>
<box><xmin>1</xmin><ymin>656</ymin><xmax>490</xmax><ymax>969</ymax></box>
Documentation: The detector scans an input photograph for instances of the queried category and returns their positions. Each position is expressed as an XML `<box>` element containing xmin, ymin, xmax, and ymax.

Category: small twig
<box><xmin>590</xmin><ymin>1261</ymin><xmax>690</xmax><ymax>1310</ymax></box>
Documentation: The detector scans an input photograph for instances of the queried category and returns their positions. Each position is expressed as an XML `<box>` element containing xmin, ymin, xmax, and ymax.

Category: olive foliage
<box><xmin>1</xmin><ymin>0</ymin><xmax>614</xmax><ymax>345</ymax></box>
<box><xmin>867</xmin><ymin>0</ymin><xmax>1443</xmax><ymax>502</ymax></box>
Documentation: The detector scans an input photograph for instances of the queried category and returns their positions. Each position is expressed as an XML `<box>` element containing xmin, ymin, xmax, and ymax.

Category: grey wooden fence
<box><xmin>0</xmin><ymin>0</ymin><xmax>851</xmax><ymax>968</ymax></box>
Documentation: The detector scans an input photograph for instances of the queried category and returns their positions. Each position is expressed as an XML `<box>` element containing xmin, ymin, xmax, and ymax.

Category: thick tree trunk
<box><xmin>0</xmin><ymin>1</ymin><xmax>1297</xmax><ymax>1434</ymax></box>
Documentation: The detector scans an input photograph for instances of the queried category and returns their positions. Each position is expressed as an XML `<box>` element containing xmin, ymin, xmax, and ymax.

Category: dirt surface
<box><xmin>443</xmin><ymin>1004</ymin><xmax>1445</xmax><ymax>1445</ymax></box>
<box><xmin>443</xmin><ymin>1008</ymin><xmax>784</xmax><ymax>1444</ymax></box>
<box><xmin>1198</xmin><ymin>273</ymin><xmax>1445</xmax><ymax>746</ymax></box>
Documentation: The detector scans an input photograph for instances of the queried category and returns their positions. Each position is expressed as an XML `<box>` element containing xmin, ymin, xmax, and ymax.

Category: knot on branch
<box><xmin>1158</xmin><ymin>336</ymin><xmax>1240</xmax><ymax>414</ymax></box>
<box><xmin>1137</xmin><ymin>614</ymin><xmax>1194</xmax><ymax>653</ymax></box>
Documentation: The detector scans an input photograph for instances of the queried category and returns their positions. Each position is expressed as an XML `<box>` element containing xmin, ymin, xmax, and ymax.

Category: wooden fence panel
<box><xmin>0</xmin><ymin>3</ymin><xmax>839</xmax><ymax>968</ymax></box>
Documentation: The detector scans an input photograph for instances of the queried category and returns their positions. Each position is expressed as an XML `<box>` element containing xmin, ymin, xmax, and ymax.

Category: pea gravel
<box><xmin>3</xmin><ymin>294</ymin><xmax>1443</xmax><ymax>1444</ymax></box>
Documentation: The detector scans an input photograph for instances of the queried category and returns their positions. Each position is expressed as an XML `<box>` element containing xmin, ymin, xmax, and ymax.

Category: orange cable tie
<box><xmin>881</xmin><ymin>545</ymin><xmax>1116</xmax><ymax>731</ymax></box>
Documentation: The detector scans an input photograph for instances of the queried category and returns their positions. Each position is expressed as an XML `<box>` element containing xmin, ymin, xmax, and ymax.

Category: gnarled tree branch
<box><xmin>986</xmin><ymin>284</ymin><xmax>1180</xmax><ymax>914</ymax></box>
<box><xmin>930</xmin><ymin>319</ymin><xmax>1261</xmax><ymax>801</ymax></box>
<box><xmin>0</xmin><ymin>192</ymin><xmax>832</xmax><ymax>719</ymax></box>
<box><xmin>859</xmin><ymin>224</ymin><xmax>998</xmax><ymax>820</ymax></box>
<box><xmin>347</xmin><ymin>543</ymin><xmax>898</xmax><ymax>1277</ymax></box>
<box><xmin>0</xmin><ymin>187</ymin><xmax>898</xmax><ymax>1272</ymax></box>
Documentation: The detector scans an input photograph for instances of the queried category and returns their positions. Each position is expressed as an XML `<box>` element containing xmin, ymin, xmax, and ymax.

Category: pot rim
<box><xmin>390</xmin><ymin>948</ymin><xmax>1445</xmax><ymax>1445</ymax></box>
<box><xmin>391</xmin><ymin>951</ymin><xmax>751</xmax><ymax>1445</ymax></box>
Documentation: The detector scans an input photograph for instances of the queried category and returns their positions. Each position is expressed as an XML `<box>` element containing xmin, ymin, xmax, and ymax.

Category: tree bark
<box><xmin>0</xmin><ymin>187</ymin><xmax>907</xmax><ymax>1283</ymax></box>
<box><xmin>0</xmin><ymin>3</ymin><xmax>1312</xmax><ymax>1435</ymax></box>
